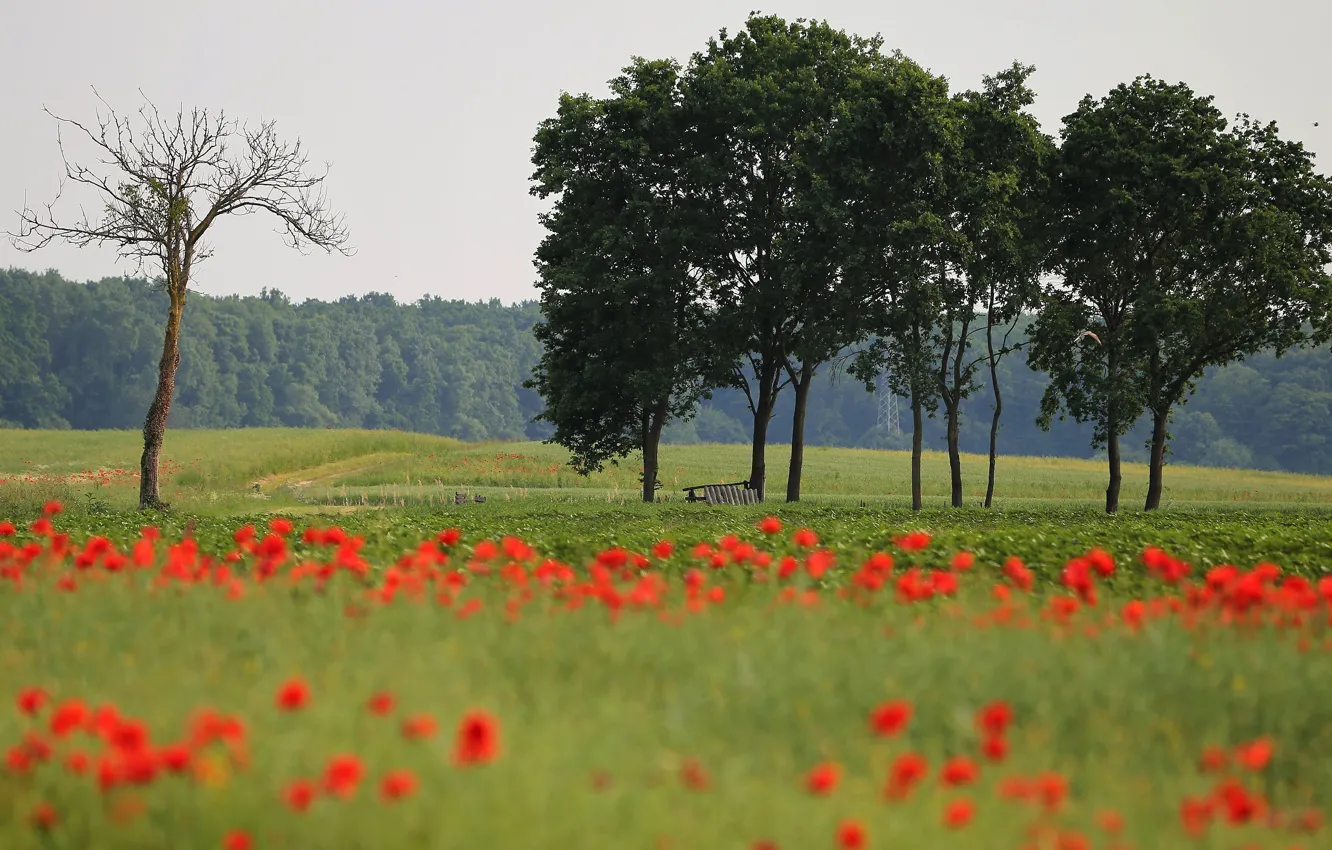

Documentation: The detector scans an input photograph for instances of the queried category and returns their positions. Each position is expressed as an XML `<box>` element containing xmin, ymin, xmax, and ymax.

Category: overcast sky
<box><xmin>2</xmin><ymin>0</ymin><xmax>1327</xmax><ymax>305</ymax></box>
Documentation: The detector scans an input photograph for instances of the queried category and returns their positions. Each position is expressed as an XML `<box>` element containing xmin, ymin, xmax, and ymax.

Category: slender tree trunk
<box><xmin>984</xmin><ymin>318</ymin><xmax>1002</xmax><ymax>509</ymax></box>
<box><xmin>785</xmin><ymin>360</ymin><xmax>814</xmax><ymax>503</ymax></box>
<box><xmin>1144</xmin><ymin>407</ymin><xmax>1169</xmax><ymax>511</ymax></box>
<box><xmin>910</xmin><ymin>388</ymin><xmax>924</xmax><ymax>511</ymax></box>
<box><xmin>748</xmin><ymin>360</ymin><xmax>778</xmax><ymax>501</ymax></box>
<box><xmin>946</xmin><ymin>399</ymin><xmax>962</xmax><ymax>508</ymax></box>
<box><xmin>641</xmin><ymin>399</ymin><xmax>668</xmax><ymax>503</ymax></box>
<box><xmin>139</xmin><ymin>289</ymin><xmax>186</xmax><ymax>510</ymax></box>
<box><xmin>1105</xmin><ymin>348</ymin><xmax>1121</xmax><ymax>515</ymax></box>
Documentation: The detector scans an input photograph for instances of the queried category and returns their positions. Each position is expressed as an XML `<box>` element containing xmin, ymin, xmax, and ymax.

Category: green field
<box><xmin>3</xmin><ymin>428</ymin><xmax>1330</xmax><ymax>514</ymax></box>
<box><xmin>1</xmin><ymin>429</ymin><xmax>1330</xmax><ymax>848</ymax></box>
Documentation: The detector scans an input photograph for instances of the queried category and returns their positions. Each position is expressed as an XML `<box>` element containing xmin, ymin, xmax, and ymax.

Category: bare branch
<box><xmin>9</xmin><ymin>89</ymin><xmax>353</xmax><ymax>284</ymax></box>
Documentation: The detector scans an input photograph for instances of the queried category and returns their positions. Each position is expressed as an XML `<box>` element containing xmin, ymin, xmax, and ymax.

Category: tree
<box><xmin>528</xmin><ymin>60</ymin><xmax>720</xmax><ymax>502</ymax></box>
<box><xmin>947</xmin><ymin>64</ymin><xmax>1052</xmax><ymax>508</ymax></box>
<box><xmin>10</xmin><ymin>92</ymin><xmax>350</xmax><ymax>509</ymax></box>
<box><xmin>682</xmin><ymin>15</ymin><xmax>888</xmax><ymax>501</ymax></box>
<box><xmin>1029</xmin><ymin>76</ymin><xmax>1332</xmax><ymax>513</ymax></box>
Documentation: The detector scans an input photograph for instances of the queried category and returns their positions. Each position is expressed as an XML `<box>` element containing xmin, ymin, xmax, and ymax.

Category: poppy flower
<box><xmin>940</xmin><ymin>755</ymin><xmax>979</xmax><ymax>787</ymax></box>
<box><xmin>757</xmin><ymin>516</ymin><xmax>783</xmax><ymax>535</ymax></box>
<box><xmin>322</xmin><ymin>754</ymin><xmax>365</xmax><ymax>798</ymax></box>
<box><xmin>16</xmin><ymin>687</ymin><xmax>49</xmax><ymax>717</ymax></box>
<box><xmin>452</xmin><ymin>711</ymin><xmax>500</xmax><ymax>766</ymax></box>
<box><xmin>805</xmin><ymin>761</ymin><xmax>841</xmax><ymax>795</ymax></box>
<box><xmin>943</xmin><ymin>797</ymin><xmax>975</xmax><ymax>828</ymax></box>
<box><xmin>283</xmin><ymin>779</ymin><xmax>316</xmax><ymax>812</ymax></box>
<box><xmin>223</xmin><ymin>830</ymin><xmax>253</xmax><ymax>850</ymax></box>
<box><xmin>869</xmin><ymin>699</ymin><xmax>912</xmax><ymax>737</ymax></box>
<box><xmin>366</xmin><ymin>692</ymin><xmax>396</xmax><ymax>716</ymax></box>
<box><xmin>836</xmin><ymin>819</ymin><xmax>867</xmax><ymax>849</ymax></box>
<box><xmin>379</xmin><ymin>769</ymin><xmax>418</xmax><ymax>802</ymax></box>
<box><xmin>275</xmin><ymin>678</ymin><xmax>309</xmax><ymax>712</ymax></box>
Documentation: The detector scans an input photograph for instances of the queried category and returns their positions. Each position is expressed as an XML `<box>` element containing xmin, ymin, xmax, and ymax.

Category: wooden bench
<box><xmin>682</xmin><ymin>480</ymin><xmax>761</xmax><ymax>505</ymax></box>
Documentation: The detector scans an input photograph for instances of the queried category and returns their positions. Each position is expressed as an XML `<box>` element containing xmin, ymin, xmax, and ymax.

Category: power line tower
<box><xmin>876</xmin><ymin>372</ymin><xmax>901</xmax><ymax>435</ymax></box>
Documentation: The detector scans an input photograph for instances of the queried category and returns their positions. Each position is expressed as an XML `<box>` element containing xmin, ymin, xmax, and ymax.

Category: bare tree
<box><xmin>9</xmin><ymin>90</ymin><xmax>352</xmax><ymax>510</ymax></box>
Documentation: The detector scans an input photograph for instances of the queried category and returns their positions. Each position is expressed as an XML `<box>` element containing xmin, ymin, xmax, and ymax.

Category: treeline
<box><xmin>526</xmin><ymin>13</ymin><xmax>1332</xmax><ymax>511</ymax></box>
<box><xmin>5</xmin><ymin>266</ymin><xmax>1332</xmax><ymax>477</ymax></box>
<box><xmin>0</xmin><ymin>268</ymin><xmax>546</xmax><ymax>440</ymax></box>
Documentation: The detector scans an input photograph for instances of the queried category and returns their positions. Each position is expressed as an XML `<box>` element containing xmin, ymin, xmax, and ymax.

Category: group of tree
<box><xmin>527</xmin><ymin>13</ymin><xmax>1332</xmax><ymax>512</ymax></box>
<box><xmin>6</xmin><ymin>267</ymin><xmax>1332</xmax><ymax>482</ymax></box>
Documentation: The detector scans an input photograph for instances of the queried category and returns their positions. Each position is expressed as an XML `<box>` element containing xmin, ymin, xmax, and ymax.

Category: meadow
<box><xmin>2</xmin><ymin>428</ymin><xmax>1331</xmax><ymax>849</ymax></box>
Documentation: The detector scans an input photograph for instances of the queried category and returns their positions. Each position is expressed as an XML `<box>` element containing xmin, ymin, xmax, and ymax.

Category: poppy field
<box><xmin>3</xmin><ymin>498</ymin><xmax>1332</xmax><ymax>850</ymax></box>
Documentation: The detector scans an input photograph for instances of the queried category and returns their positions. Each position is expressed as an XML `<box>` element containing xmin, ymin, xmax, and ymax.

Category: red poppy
<box><xmin>943</xmin><ymin>797</ymin><xmax>975</xmax><ymax>828</ymax></box>
<box><xmin>283</xmin><ymin>779</ymin><xmax>317</xmax><ymax>812</ymax></box>
<box><xmin>836</xmin><ymin>819</ymin><xmax>866</xmax><ymax>849</ymax></box>
<box><xmin>16</xmin><ymin>687</ymin><xmax>49</xmax><ymax>717</ymax></box>
<box><xmin>1234</xmin><ymin>737</ymin><xmax>1273</xmax><ymax>771</ymax></box>
<box><xmin>975</xmin><ymin>700</ymin><xmax>1013</xmax><ymax>738</ymax></box>
<box><xmin>29</xmin><ymin>801</ymin><xmax>57</xmax><ymax>830</ymax></box>
<box><xmin>401</xmin><ymin>713</ymin><xmax>438</xmax><ymax>740</ymax></box>
<box><xmin>275</xmin><ymin>678</ymin><xmax>309</xmax><ymax>712</ymax></box>
<box><xmin>893</xmin><ymin>531</ymin><xmax>932</xmax><ymax>552</ymax></box>
<box><xmin>757</xmin><ymin>516</ymin><xmax>783</xmax><ymax>535</ymax></box>
<box><xmin>792</xmin><ymin>528</ymin><xmax>819</xmax><ymax>548</ymax></box>
<box><xmin>380</xmin><ymin>769</ymin><xmax>418</xmax><ymax>802</ymax></box>
<box><xmin>322</xmin><ymin>754</ymin><xmax>365</xmax><ymax>798</ymax></box>
<box><xmin>885</xmin><ymin>752</ymin><xmax>929</xmax><ymax>799</ymax></box>
<box><xmin>366</xmin><ymin>692</ymin><xmax>396</xmax><ymax>716</ymax></box>
<box><xmin>940</xmin><ymin>755</ymin><xmax>979</xmax><ymax>787</ymax></box>
<box><xmin>452</xmin><ymin>711</ymin><xmax>500</xmax><ymax>766</ymax></box>
<box><xmin>869</xmin><ymin>699</ymin><xmax>912</xmax><ymax>737</ymax></box>
<box><xmin>223</xmin><ymin>830</ymin><xmax>253</xmax><ymax>850</ymax></box>
<box><xmin>805</xmin><ymin>761</ymin><xmax>841</xmax><ymax>795</ymax></box>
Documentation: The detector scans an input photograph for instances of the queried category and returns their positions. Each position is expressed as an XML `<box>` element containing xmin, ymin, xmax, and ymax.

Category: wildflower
<box><xmin>950</xmin><ymin>551</ymin><xmax>975</xmax><ymax>571</ymax></box>
<box><xmin>885</xmin><ymin>752</ymin><xmax>929</xmax><ymax>799</ymax></box>
<box><xmin>836</xmin><ymin>819</ymin><xmax>867</xmax><ymax>849</ymax></box>
<box><xmin>940</xmin><ymin>755</ymin><xmax>980</xmax><ymax>787</ymax></box>
<box><xmin>437</xmin><ymin>528</ymin><xmax>462</xmax><ymax>547</ymax></box>
<box><xmin>367</xmin><ymin>692</ymin><xmax>396</xmax><ymax>716</ymax></box>
<box><xmin>869</xmin><ymin>699</ymin><xmax>912</xmax><ymax>737</ymax></box>
<box><xmin>275</xmin><ymin>678</ymin><xmax>310</xmax><ymax>711</ymax></box>
<box><xmin>652</xmin><ymin>540</ymin><xmax>674</xmax><ymax>559</ymax></box>
<box><xmin>758</xmin><ymin>516</ymin><xmax>783</xmax><ymax>535</ymax></box>
<box><xmin>981</xmin><ymin>736</ymin><xmax>1009</xmax><ymax>763</ymax></box>
<box><xmin>975</xmin><ymin>700</ymin><xmax>1013</xmax><ymax>738</ymax></box>
<box><xmin>401</xmin><ymin>713</ymin><xmax>438</xmax><ymax>740</ymax></box>
<box><xmin>452</xmin><ymin>711</ymin><xmax>500</xmax><ymax>766</ymax></box>
<box><xmin>223</xmin><ymin>830</ymin><xmax>253</xmax><ymax>850</ymax></box>
<box><xmin>322</xmin><ymin>754</ymin><xmax>365</xmax><ymax>798</ymax></box>
<box><xmin>805</xmin><ymin>761</ymin><xmax>841</xmax><ymax>795</ymax></box>
<box><xmin>792</xmin><ymin>528</ymin><xmax>819</xmax><ymax>548</ymax></box>
<box><xmin>894</xmin><ymin>531</ymin><xmax>932</xmax><ymax>552</ymax></box>
<box><xmin>29</xmin><ymin>801</ymin><xmax>58</xmax><ymax>830</ymax></box>
<box><xmin>380</xmin><ymin>769</ymin><xmax>418</xmax><ymax>802</ymax></box>
<box><xmin>16</xmin><ymin>687</ymin><xmax>49</xmax><ymax>717</ymax></box>
<box><xmin>1096</xmin><ymin>809</ymin><xmax>1125</xmax><ymax>835</ymax></box>
<box><xmin>943</xmin><ymin>797</ymin><xmax>975</xmax><ymax>828</ymax></box>
<box><xmin>1234</xmin><ymin>737</ymin><xmax>1274</xmax><ymax>771</ymax></box>
<box><xmin>680</xmin><ymin>758</ymin><xmax>710</xmax><ymax>790</ymax></box>
<box><xmin>283</xmin><ymin>779</ymin><xmax>317</xmax><ymax>812</ymax></box>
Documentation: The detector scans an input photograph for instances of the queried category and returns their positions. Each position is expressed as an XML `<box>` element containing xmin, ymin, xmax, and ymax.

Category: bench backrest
<box><xmin>703</xmin><ymin>483</ymin><xmax>761</xmax><ymax>505</ymax></box>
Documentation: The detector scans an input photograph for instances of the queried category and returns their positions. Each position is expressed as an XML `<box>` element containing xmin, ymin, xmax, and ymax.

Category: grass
<box><xmin>3</xmin><ymin>428</ymin><xmax>1331</xmax><ymax>518</ymax></box>
<box><xmin>2</xmin><ymin>428</ymin><xmax>1331</xmax><ymax>848</ymax></box>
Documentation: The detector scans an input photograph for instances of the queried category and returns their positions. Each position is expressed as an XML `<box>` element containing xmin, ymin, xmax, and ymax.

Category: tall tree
<box><xmin>10</xmin><ymin>92</ymin><xmax>349</xmax><ymax>509</ymax></box>
<box><xmin>683</xmin><ymin>14</ymin><xmax>886</xmax><ymax>500</ymax></box>
<box><xmin>1030</xmin><ymin>76</ymin><xmax>1332</xmax><ymax>512</ymax></box>
<box><xmin>944</xmin><ymin>64</ymin><xmax>1052</xmax><ymax>508</ymax></box>
<box><xmin>528</xmin><ymin>60</ymin><xmax>719</xmax><ymax>502</ymax></box>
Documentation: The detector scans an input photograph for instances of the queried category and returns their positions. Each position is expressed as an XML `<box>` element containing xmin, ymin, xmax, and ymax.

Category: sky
<box><xmin>1</xmin><ymin>0</ymin><xmax>1328</xmax><ymax>306</ymax></box>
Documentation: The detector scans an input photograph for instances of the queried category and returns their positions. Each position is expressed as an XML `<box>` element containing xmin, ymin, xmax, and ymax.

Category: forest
<box><xmin>3</xmin><ymin>266</ymin><xmax>1330</xmax><ymax>476</ymax></box>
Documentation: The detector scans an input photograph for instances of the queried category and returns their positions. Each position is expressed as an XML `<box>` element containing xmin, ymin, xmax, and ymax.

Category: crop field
<box><xmin>2</xmin><ymin>428</ymin><xmax>1332</xmax><ymax>849</ymax></box>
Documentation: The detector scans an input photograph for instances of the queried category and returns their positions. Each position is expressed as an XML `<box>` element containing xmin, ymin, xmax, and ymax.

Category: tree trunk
<box><xmin>139</xmin><ymin>291</ymin><xmax>186</xmax><ymax>510</ymax></box>
<box><xmin>1144</xmin><ymin>407</ymin><xmax>1169</xmax><ymax>511</ymax></box>
<box><xmin>748</xmin><ymin>360</ymin><xmax>779</xmax><ymax>501</ymax></box>
<box><xmin>1105</xmin><ymin>348</ymin><xmax>1121</xmax><ymax>515</ymax></box>
<box><xmin>984</xmin><ymin>319</ymin><xmax>1002</xmax><ymax>509</ymax></box>
<box><xmin>785</xmin><ymin>360</ymin><xmax>814</xmax><ymax>503</ymax></box>
<box><xmin>641</xmin><ymin>399</ymin><xmax>668</xmax><ymax>503</ymax></box>
<box><xmin>946</xmin><ymin>398</ymin><xmax>962</xmax><ymax>508</ymax></box>
<box><xmin>910</xmin><ymin>389</ymin><xmax>924</xmax><ymax>511</ymax></box>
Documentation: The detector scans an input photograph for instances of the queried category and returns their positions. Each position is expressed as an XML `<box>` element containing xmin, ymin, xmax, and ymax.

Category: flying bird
<box><xmin>1077</xmin><ymin>330</ymin><xmax>1102</xmax><ymax>345</ymax></box>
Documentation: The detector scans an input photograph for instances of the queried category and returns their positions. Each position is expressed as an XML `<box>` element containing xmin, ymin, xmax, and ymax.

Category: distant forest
<box><xmin>3</xmin><ymin>267</ymin><xmax>1330</xmax><ymax>474</ymax></box>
